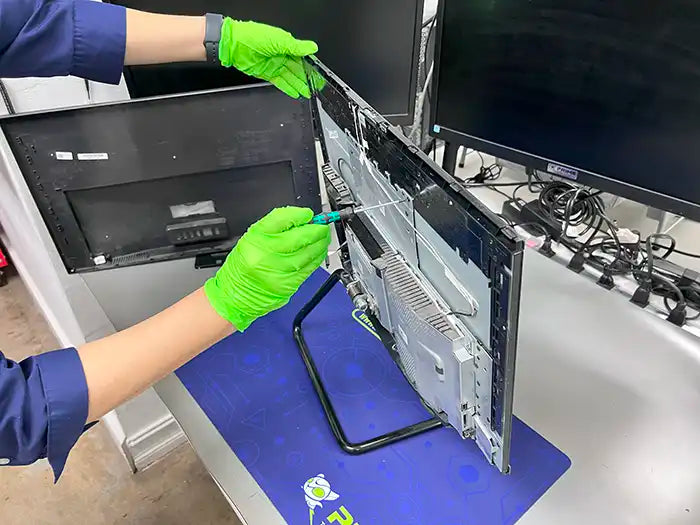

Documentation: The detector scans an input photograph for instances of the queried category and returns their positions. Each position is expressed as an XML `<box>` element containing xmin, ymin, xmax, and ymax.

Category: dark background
<box><xmin>108</xmin><ymin>0</ymin><xmax>423</xmax><ymax>122</ymax></box>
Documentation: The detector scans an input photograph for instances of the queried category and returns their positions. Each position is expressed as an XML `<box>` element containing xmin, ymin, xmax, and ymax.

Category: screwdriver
<box><xmin>310</xmin><ymin>199</ymin><xmax>405</xmax><ymax>225</ymax></box>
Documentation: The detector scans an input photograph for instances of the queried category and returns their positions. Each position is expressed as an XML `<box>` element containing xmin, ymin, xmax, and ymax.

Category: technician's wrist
<box><xmin>194</xmin><ymin>16</ymin><xmax>207</xmax><ymax>61</ymax></box>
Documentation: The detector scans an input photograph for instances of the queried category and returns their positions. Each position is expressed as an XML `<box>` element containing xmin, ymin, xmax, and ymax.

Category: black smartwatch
<box><xmin>204</xmin><ymin>13</ymin><xmax>224</xmax><ymax>64</ymax></box>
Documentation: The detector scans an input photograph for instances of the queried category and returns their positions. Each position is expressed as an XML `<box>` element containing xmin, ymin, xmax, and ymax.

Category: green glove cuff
<box><xmin>204</xmin><ymin>274</ymin><xmax>252</xmax><ymax>332</ymax></box>
<box><xmin>204</xmin><ymin>207</ymin><xmax>331</xmax><ymax>331</ymax></box>
<box><xmin>218</xmin><ymin>17</ymin><xmax>235</xmax><ymax>68</ymax></box>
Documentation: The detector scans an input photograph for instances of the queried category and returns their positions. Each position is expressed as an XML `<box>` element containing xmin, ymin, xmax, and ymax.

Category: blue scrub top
<box><xmin>0</xmin><ymin>0</ymin><xmax>126</xmax><ymax>83</ymax></box>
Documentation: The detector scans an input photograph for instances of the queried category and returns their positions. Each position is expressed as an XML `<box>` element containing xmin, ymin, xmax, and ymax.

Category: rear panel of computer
<box><xmin>306</xmin><ymin>58</ymin><xmax>524</xmax><ymax>472</ymax></box>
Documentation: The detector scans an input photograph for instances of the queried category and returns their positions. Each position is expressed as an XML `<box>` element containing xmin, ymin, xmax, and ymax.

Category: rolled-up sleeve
<box><xmin>0</xmin><ymin>0</ymin><xmax>127</xmax><ymax>84</ymax></box>
<box><xmin>0</xmin><ymin>348</ymin><xmax>89</xmax><ymax>481</ymax></box>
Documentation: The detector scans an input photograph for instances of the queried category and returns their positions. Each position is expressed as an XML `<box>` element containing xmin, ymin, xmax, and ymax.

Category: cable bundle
<box><xmin>460</xmin><ymin>167</ymin><xmax>700</xmax><ymax>325</ymax></box>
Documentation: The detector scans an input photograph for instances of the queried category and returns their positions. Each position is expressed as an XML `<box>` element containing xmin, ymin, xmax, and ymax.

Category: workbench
<box><xmin>155</xmin><ymin>246</ymin><xmax>700</xmax><ymax>524</ymax></box>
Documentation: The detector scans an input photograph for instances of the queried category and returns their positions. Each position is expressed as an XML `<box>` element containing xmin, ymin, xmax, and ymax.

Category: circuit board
<box><xmin>306</xmin><ymin>58</ymin><xmax>525</xmax><ymax>472</ymax></box>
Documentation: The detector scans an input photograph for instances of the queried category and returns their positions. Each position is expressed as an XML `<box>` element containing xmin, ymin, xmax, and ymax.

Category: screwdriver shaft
<box><xmin>310</xmin><ymin>198</ymin><xmax>406</xmax><ymax>225</ymax></box>
<box><xmin>353</xmin><ymin>199</ymin><xmax>405</xmax><ymax>213</ymax></box>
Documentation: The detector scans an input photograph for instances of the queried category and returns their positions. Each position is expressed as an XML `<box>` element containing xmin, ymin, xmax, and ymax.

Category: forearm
<box><xmin>125</xmin><ymin>9</ymin><xmax>207</xmax><ymax>65</ymax></box>
<box><xmin>78</xmin><ymin>288</ymin><xmax>233</xmax><ymax>421</ymax></box>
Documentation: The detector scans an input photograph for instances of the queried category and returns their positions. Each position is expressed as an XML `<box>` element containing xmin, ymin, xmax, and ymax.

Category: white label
<box><xmin>93</xmin><ymin>255</ymin><xmax>107</xmax><ymax>265</ymax></box>
<box><xmin>55</xmin><ymin>151</ymin><xmax>73</xmax><ymax>161</ymax></box>
<box><xmin>170</xmin><ymin>200</ymin><xmax>216</xmax><ymax>219</ymax></box>
<box><xmin>546</xmin><ymin>162</ymin><xmax>578</xmax><ymax>180</ymax></box>
<box><xmin>77</xmin><ymin>152</ymin><xmax>109</xmax><ymax>161</ymax></box>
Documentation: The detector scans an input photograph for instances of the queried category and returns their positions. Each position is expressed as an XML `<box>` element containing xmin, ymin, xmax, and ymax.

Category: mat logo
<box><xmin>303</xmin><ymin>474</ymin><xmax>358</xmax><ymax>525</ymax></box>
<box><xmin>352</xmin><ymin>309</ymin><xmax>380</xmax><ymax>340</ymax></box>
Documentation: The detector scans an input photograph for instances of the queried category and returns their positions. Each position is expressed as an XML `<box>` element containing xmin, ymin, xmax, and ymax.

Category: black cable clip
<box><xmin>667</xmin><ymin>304</ymin><xmax>687</xmax><ymax>326</ymax></box>
<box><xmin>567</xmin><ymin>251</ymin><xmax>585</xmax><ymax>273</ymax></box>
<box><xmin>597</xmin><ymin>268</ymin><xmax>615</xmax><ymax>290</ymax></box>
<box><xmin>539</xmin><ymin>238</ymin><xmax>555</xmax><ymax>258</ymax></box>
<box><xmin>630</xmin><ymin>283</ymin><xmax>651</xmax><ymax>308</ymax></box>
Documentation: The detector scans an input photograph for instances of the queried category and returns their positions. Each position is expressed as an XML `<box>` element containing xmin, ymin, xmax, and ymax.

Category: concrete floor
<box><xmin>0</xmin><ymin>267</ymin><xmax>240</xmax><ymax>525</ymax></box>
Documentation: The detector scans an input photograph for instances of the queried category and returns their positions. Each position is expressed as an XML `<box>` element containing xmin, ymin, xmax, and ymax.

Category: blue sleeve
<box><xmin>0</xmin><ymin>0</ymin><xmax>127</xmax><ymax>84</ymax></box>
<box><xmin>0</xmin><ymin>348</ymin><xmax>90</xmax><ymax>481</ymax></box>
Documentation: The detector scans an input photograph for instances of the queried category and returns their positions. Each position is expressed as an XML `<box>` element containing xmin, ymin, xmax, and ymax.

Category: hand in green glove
<box><xmin>204</xmin><ymin>207</ymin><xmax>331</xmax><ymax>331</ymax></box>
<box><xmin>219</xmin><ymin>19</ymin><xmax>318</xmax><ymax>99</ymax></box>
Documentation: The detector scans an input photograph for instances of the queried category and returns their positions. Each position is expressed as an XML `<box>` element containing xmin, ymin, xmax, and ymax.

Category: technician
<box><xmin>0</xmin><ymin>0</ymin><xmax>328</xmax><ymax>479</ymax></box>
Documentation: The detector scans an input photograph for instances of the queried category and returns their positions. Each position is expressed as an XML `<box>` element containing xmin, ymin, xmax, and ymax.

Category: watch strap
<box><xmin>204</xmin><ymin>13</ymin><xmax>224</xmax><ymax>64</ymax></box>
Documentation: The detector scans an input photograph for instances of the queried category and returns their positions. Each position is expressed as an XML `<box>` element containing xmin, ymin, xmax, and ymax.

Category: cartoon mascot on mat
<box><xmin>303</xmin><ymin>474</ymin><xmax>339</xmax><ymax>525</ymax></box>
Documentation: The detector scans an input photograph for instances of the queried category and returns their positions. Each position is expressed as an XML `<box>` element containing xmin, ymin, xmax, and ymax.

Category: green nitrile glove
<box><xmin>219</xmin><ymin>18</ymin><xmax>318</xmax><ymax>99</ymax></box>
<box><xmin>306</xmin><ymin>61</ymin><xmax>328</xmax><ymax>94</ymax></box>
<box><xmin>204</xmin><ymin>207</ymin><xmax>331</xmax><ymax>331</ymax></box>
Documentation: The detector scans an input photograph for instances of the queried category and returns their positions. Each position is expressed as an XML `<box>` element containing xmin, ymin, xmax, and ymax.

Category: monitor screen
<box><xmin>107</xmin><ymin>0</ymin><xmax>423</xmax><ymax>123</ymax></box>
<box><xmin>432</xmin><ymin>1</ymin><xmax>700</xmax><ymax>221</ymax></box>
<box><xmin>3</xmin><ymin>85</ymin><xmax>319</xmax><ymax>272</ymax></box>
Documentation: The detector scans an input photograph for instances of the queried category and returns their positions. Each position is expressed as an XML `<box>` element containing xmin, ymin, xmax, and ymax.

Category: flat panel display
<box><xmin>432</xmin><ymin>1</ymin><xmax>700</xmax><ymax>220</ymax></box>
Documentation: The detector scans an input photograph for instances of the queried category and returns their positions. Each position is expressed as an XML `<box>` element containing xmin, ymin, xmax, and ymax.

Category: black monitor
<box><xmin>107</xmin><ymin>0</ymin><xmax>423</xmax><ymax>124</ymax></box>
<box><xmin>430</xmin><ymin>1</ymin><xmax>700</xmax><ymax>221</ymax></box>
<box><xmin>3</xmin><ymin>85</ymin><xmax>319</xmax><ymax>273</ymax></box>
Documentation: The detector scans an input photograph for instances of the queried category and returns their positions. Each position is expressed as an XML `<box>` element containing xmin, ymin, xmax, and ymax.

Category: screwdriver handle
<box><xmin>310</xmin><ymin>211</ymin><xmax>340</xmax><ymax>225</ymax></box>
<box><xmin>310</xmin><ymin>208</ymin><xmax>354</xmax><ymax>225</ymax></box>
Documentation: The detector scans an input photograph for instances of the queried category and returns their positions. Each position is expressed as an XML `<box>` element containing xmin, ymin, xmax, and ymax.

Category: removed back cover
<box><xmin>2</xmin><ymin>85</ymin><xmax>320</xmax><ymax>273</ymax></box>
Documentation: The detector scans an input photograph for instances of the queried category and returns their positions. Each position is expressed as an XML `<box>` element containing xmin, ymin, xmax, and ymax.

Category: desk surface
<box><xmin>156</xmin><ymin>246</ymin><xmax>700</xmax><ymax>524</ymax></box>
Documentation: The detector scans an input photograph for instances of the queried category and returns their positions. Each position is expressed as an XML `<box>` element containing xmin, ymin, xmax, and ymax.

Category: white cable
<box><xmin>349</xmin><ymin>106</ymin><xmax>479</xmax><ymax>316</ymax></box>
<box><xmin>359</xmin><ymin>158</ymin><xmax>479</xmax><ymax>316</ymax></box>
<box><xmin>408</xmin><ymin>63</ymin><xmax>434</xmax><ymax>143</ymax></box>
<box><xmin>328</xmin><ymin>240</ymin><xmax>348</xmax><ymax>257</ymax></box>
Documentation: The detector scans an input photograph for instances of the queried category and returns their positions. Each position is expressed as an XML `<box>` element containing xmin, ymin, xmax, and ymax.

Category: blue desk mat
<box><xmin>176</xmin><ymin>269</ymin><xmax>570</xmax><ymax>525</ymax></box>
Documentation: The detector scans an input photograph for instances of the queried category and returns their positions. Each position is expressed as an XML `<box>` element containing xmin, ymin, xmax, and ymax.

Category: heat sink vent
<box><xmin>384</xmin><ymin>255</ymin><xmax>459</xmax><ymax>339</ymax></box>
<box><xmin>111</xmin><ymin>251</ymin><xmax>152</xmax><ymax>266</ymax></box>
